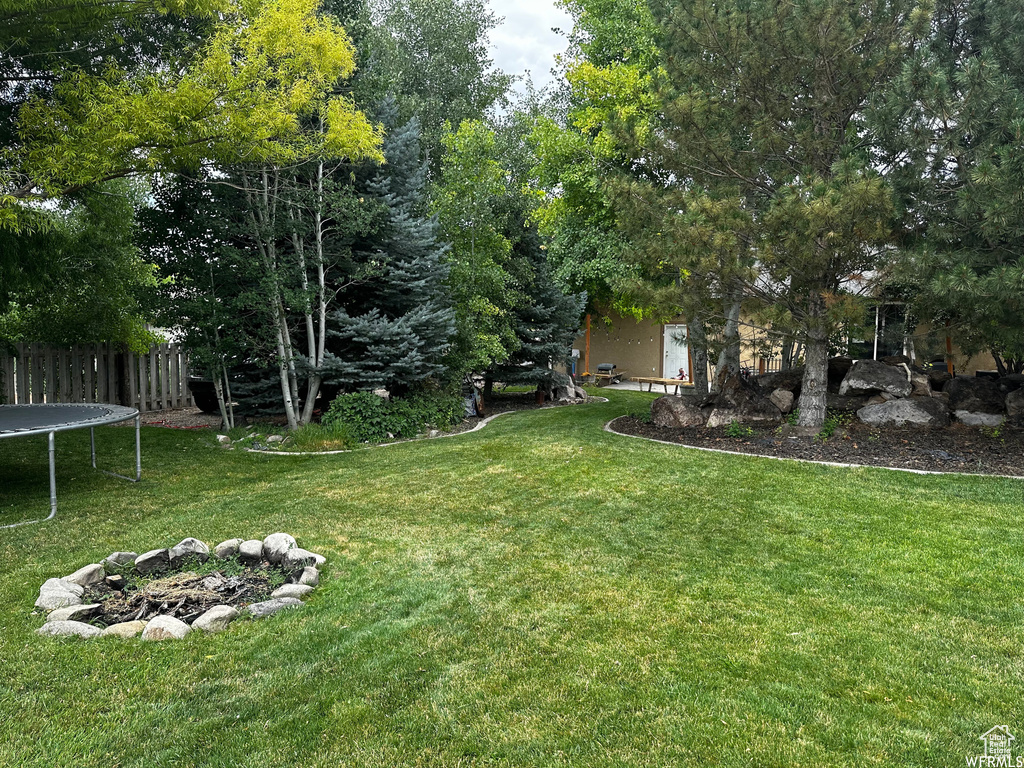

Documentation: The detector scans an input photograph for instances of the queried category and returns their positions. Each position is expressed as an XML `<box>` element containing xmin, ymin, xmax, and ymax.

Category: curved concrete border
<box><xmin>247</xmin><ymin>398</ymin><xmax>609</xmax><ymax>456</ymax></box>
<box><xmin>603</xmin><ymin>417</ymin><xmax>1024</xmax><ymax>481</ymax></box>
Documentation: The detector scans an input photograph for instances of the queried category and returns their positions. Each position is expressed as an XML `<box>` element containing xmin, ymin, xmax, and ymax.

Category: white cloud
<box><xmin>487</xmin><ymin>1</ymin><xmax>572</xmax><ymax>93</ymax></box>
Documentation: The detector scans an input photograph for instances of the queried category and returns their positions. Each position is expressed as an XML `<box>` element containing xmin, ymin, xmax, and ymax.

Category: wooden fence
<box><xmin>0</xmin><ymin>343</ymin><xmax>193</xmax><ymax>412</ymax></box>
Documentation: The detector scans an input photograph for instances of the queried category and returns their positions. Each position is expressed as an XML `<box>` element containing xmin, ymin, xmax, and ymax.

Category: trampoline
<box><xmin>0</xmin><ymin>403</ymin><xmax>141</xmax><ymax>529</ymax></box>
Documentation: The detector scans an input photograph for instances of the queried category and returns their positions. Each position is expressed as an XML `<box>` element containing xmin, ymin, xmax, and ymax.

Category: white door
<box><xmin>663</xmin><ymin>324</ymin><xmax>689</xmax><ymax>380</ymax></box>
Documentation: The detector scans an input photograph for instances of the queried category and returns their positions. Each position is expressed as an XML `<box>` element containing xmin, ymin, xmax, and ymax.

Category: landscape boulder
<box><xmin>101</xmin><ymin>552</ymin><xmax>138</xmax><ymax>573</ymax></box>
<box><xmin>141</xmin><ymin>615</ymin><xmax>192</xmax><ymax>641</ymax></box>
<box><xmin>281</xmin><ymin>548</ymin><xmax>325</xmax><ymax>574</ymax></box>
<box><xmin>755</xmin><ymin>366</ymin><xmax>804</xmax><ymax>395</ymax></box>
<box><xmin>63</xmin><ymin>563</ymin><xmax>105</xmax><ymax>588</ymax></box>
<box><xmin>704</xmin><ymin>374</ymin><xmax>782</xmax><ymax>428</ymax></box>
<box><xmin>910</xmin><ymin>373</ymin><xmax>932</xmax><ymax>397</ymax></box>
<box><xmin>35</xmin><ymin>578</ymin><xmax>84</xmax><ymax>611</ymax></box>
<box><xmin>102</xmin><ymin>621</ymin><xmax>147</xmax><ymax>638</ymax></box>
<box><xmin>238</xmin><ymin>540</ymin><xmax>264</xmax><ymax>563</ymax></box>
<box><xmin>192</xmin><ymin>605</ymin><xmax>239</xmax><ymax>633</ymax></box>
<box><xmin>1007</xmin><ymin>389</ymin><xmax>1024</xmax><ymax>423</ymax></box>
<box><xmin>263</xmin><ymin>533</ymin><xmax>297</xmax><ymax>565</ymax></box>
<box><xmin>997</xmin><ymin>373</ymin><xmax>1024</xmax><ymax>395</ymax></box>
<box><xmin>839</xmin><ymin>359</ymin><xmax>912</xmax><ymax>398</ymax></box>
<box><xmin>36</xmin><ymin>621</ymin><xmax>102</xmax><ymax>639</ymax></box>
<box><xmin>651</xmin><ymin>396</ymin><xmax>707</xmax><ymax>428</ymax></box>
<box><xmin>297</xmin><ymin>567</ymin><xmax>319</xmax><ymax>587</ymax></box>
<box><xmin>135</xmin><ymin>549</ymin><xmax>169</xmax><ymax>576</ymax></box>
<box><xmin>246</xmin><ymin>598</ymin><xmax>304</xmax><ymax>619</ymax></box>
<box><xmin>769</xmin><ymin>389</ymin><xmax>795</xmax><ymax>414</ymax></box>
<box><xmin>271</xmin><ymin>583</ymin><xmax>314</xmax><ymax>599</ymax></box>
<box><xmin>214</xmin><ymin>539</ymin><xmax>243</xmax><ymax>559</ymax></box>
<box><xmin>927</xmin><ymin>368</ymin><xmax>953</xmax><ymax>391</ymax></box>
<box><xmin>46</xmin><ymin>604</ymin><xmax>101</xmax><ymax>623</ymax></box>
<box><xmin>953</xmin><ymin>411</ymin><xmax>1005</xmax><ymax>427</ymax></box>
<box><xmin>168</xmin><ymin>538</ymin><xmax>210</xmax><ymax>568</ymax></box>
<box><xmin>944</xmin><ymin>377</ymin><xmax>1005</xmax><ymax>416</ymax></box>
<box><xmin>827</xmin><ymin>393</ymin><xmax>870</xmax><ymax>412</ymax></box>
<box><xmin>857</xmin><ymin>397</ymin><xmax>950</xmax><ymax>427</ymax></box>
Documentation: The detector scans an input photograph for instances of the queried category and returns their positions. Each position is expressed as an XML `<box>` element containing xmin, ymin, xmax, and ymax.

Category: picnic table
<box><xmin>629</xmin><ymin>376</ymin><xmax>693</xmax><ymax>394</ymax></box>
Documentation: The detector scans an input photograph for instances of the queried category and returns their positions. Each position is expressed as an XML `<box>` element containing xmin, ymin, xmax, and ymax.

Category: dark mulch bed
<box><xmin>610</xmin><ymin>416</ymin><xmax>1024</xmax><ymax>477</ymax></box>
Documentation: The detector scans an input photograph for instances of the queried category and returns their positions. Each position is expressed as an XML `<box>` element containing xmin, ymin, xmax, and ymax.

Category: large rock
<box><xmin>214</xmin><ymin>539</ymin><xmax>244</xmax><ymax>559</ymax></box>
<box><xmin>64</xmin><ymin>563</ymin><xmax>105</xmax><ymax>588</ymax></box>
<box><xmin>839</xmin><ymin>359</ymin><xmax>911</xmax><ymax>397</ymax></box>
<box><xmin>102</xmin><ymin>552</ymin><xmax>138</xmax><ymax>573</ymax></box>
<box><xmin>998</xmin><ymin>374</ymin><xmax>1024</xmax><ymax>395</ymax></box>
<box><xmin>755</xmin><ymin>366</ymin><xmax>804</xmax><ymax>395</ymax></box>
<box><xmin>271</xmin><ymin>583</ymin><xmax>314</xmax><ymax>599</ymax></box>
<box><xmin>238</xmin><ymin>540</ymin><xmax>264</xmax><ymax>563</ymax></box>
<box><xmin>703</xmin><ymin>374</ymin><xmax>783</xmax><ymax>428</ymax></box>
<box><xmin>36</xmin><ymin>621</ymin><xmax>102</xmax><ymax>639</ymax></box>
<box><xmin>769</xmin><ymin>389</ymin><xmax>795</xmax><ymax>414</ymax></box>
<box><xmin>141</xmin><ymin>615</ymin><xmax>192</xmax><ymax>641</ymax></box>
<box><xmin>297</xmin><ymin>567</ymin><xmax>319</xmax><ymax>587</ymax></box>
<box><xmin>650</xmin><ymin>396</ymin><xmax>707</xmax><ymax>428</ymax></box>
<box><xmin>944</xmin><ymin>377</ymin><xmax>1006</xmax><ymax>414</ymax></box>
<box><xmin>35</xmin><ymin>578</ymin><xmax>84</xmax><ymax>611</ymax></box>
<box><xmin>910</xmin><ymin>373</ymin><xmax>931</xmax><ymax>397</ymax></box>
<box><xmin>927</xmin><ymin>368</ymin><xmax>952</xmax><ymax>391</ymax></box>
<box><xmin>47</xmin><ymin>603</ymin><xmax>101</xmax><ymax>623</ymax></box>
<box><xmin>246</xmin><ymin>597</ymin><xmax>304</xmax><ymax>619</ymax></box>
<box><xmin>1007</xmin><ymin>389</ymin><xmax>1024</xmax><ymax>422</ymax></box>
<box><xmin>262</xmin><ymin>533</ymin><xmax>297</xmax><ymax>565</ymax></box>
<box><xmin>102</xmin><ymin>621</ymin><xmax>148</xmax><ymax>638</ymax></box>
<box><xmin>856</xmin><ymin>397</ymin><xmax>949</xmax><ymax>427</ymax></box>
<box><xmin>169</xmin><ymin>538</ymin><xmax>210</xmax><ymax>568</ymax></box>
<box><xmin>192</xmin><ymin>605</ymin><xmax>239</xmax><ymax>633</ymax></box>
<box><xmin>135</xmin><ymin>549</ymin><xmax>169</xmax><ymax>576</ymax></box>
<box><xmin>281</xmin><ymin>548</ymin><xmax>325</xmax><ymax>574</ymax></box>
<box><xmin>953</xmin><ymin>411</ymin><xmax>1005</xmax><ymax>427</ymax></box>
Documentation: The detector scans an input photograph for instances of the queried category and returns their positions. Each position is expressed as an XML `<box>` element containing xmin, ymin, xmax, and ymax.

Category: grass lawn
<box><xmin>1</xmin><ymin>389</ymin><xmax>1022</xmax><ymax>767</ymax></box>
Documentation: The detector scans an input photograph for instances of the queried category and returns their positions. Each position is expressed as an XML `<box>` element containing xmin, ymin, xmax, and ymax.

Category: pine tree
<box><xmin>489</xmin><ymin>230</ymin><xmax>586</xmax><ymax>389</ymax></box>
<box><xmin>877</xmin><ymin>0</ymin><xmax>1024</xmax><ymax>372</ymax></box>
<box><xmin>324</xmin><ymin>110</ymin><xmax>456</xmax><ymax>392</ymax></box>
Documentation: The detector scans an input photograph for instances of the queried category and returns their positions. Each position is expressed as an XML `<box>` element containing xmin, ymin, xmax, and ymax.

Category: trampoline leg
<box><xmin>90</xmin><ymin>427</ymin><xmax>96</xmax><ymax>469</ymax></box>
<box><xmin>48</xmin><ymin>430</ymin><xmax>57</xmax><ymax>519</ymax></box>
<box><xmin>135</xmin><ymin>415</ymin><xmax>141</xmax><ymax>481</ymax></box>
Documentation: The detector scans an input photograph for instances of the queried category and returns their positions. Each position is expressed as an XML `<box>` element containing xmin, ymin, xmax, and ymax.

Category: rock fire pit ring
<box><xmin>34</xmin><ymin>533</ymin><xmax>324</xmax><ymax>640</ymax></box>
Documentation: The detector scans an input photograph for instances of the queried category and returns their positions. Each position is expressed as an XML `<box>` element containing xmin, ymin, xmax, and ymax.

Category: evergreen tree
<box><xmin>490</xmin><ymin>236</ymin><xmax>586</xmax><ymax>390</ymax></box>
<box><xmin>877</xmin><ymin>0</ymin><xmax>1024</xmax><ymax>373</ymax></box>
<box><xmin>324</xmin><ymin>111</ymin><xmax>456</xmax><ymax>392</ymax></box>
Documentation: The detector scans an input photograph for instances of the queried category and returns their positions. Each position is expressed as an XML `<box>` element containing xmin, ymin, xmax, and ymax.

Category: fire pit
<box><xmin>34</xmin><ymin>533</ymin><xmax>323</xmax><ymax>640</ymax></box>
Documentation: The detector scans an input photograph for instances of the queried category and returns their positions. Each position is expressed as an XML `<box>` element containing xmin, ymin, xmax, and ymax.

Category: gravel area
<box><xmin>610</xmin><ymin>416</ymin><xmax>1024</xmax><ymax>477</ymax></box>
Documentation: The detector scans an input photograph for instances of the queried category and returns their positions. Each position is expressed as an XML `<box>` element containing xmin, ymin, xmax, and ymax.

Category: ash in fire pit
<box><xmin>34</xmin><ymin>533</ymin><xmax>324</xmax><ymax>640</ymax></box>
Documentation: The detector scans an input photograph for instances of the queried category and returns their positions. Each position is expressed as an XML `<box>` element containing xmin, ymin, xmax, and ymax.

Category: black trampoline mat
<box><xmin>0</xmin><ymin>404</ymin><xmax>138</xmax><ymax>435</ymax></box>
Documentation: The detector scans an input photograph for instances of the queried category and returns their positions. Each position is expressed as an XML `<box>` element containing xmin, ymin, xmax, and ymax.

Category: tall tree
<box><xmin>877</xmin><ymin>0</ymin><xmax>1024</xmax><ymax>373</ymax></box>
<box><xmin>325</xmin><ymin>110</ymin><xmax>456</xmax><ymax>394</ymax></box>
<box><xmin>577</xmin><ymin>0</ymin><xmax>924</xmax><ymax>426</ymax></box>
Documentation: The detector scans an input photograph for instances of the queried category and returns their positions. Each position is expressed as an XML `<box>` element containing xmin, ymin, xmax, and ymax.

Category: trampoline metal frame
<box><xmin>0</xmin><ymin>403</ymin><xmax>141</xmax><ymax>529</ymax></box>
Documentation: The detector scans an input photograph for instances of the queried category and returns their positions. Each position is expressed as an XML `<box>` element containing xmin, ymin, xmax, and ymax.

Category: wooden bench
<box><xmin>591</xmin><ymin>371</ymin><xmax>626</xmax><ymax>386</ymax></box>
<box><xmin>629</xmin><ymin>376</ymin><xmax>693</xmax><ymax>394</ymax></box>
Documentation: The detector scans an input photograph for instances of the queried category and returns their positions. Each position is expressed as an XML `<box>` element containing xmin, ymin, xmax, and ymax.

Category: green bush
<box><xmin>322</xmin><ymin>389</ymin><xmax>463</xmax><ymax>444</ymax></box>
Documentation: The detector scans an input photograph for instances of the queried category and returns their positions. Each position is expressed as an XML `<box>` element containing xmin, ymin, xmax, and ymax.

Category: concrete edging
<box><xmin>246</xmin><ymin>398</ymin><xmax>610</xmax><ymax>456</ymax></box>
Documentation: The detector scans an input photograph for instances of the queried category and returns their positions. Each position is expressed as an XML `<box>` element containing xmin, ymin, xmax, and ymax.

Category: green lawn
<box><xmin>1</xmin><ymin>390</ymin><xmax>1022</xmax><ymax>767</ymax></box>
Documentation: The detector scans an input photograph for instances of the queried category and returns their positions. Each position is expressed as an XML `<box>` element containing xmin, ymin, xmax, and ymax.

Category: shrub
<box><xmin>725</xmin><ymin>420</ymin><xmax>754</xmax><ymax>437</ymax></box>
<box><xmin>322</xmin><ymin>389</ymin><xmax>463</xmax><ymax>444</ymax></box>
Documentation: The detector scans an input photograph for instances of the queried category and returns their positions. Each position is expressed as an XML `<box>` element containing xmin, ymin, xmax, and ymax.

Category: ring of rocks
<box><xmin>34</xmin><ymin>533</ymin><xmax>325</xmax><ymax>640</ymax></box>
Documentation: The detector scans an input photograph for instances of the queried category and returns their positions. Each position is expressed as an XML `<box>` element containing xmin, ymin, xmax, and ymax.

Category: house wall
<box><xmin>574</xmin><ymin>314</ymin><xmax>666</xmax><ymax>377</ymax></box>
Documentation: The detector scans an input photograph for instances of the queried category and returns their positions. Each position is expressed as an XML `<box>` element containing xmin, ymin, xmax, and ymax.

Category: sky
<box><xmin>487</xmin><ymin>1</ymin><xmax>574</xmax><ymax>94</ymax></box>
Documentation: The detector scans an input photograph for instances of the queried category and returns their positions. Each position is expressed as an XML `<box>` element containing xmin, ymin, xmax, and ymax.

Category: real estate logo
<box><xmin>967</xmin><ymin>726</ymin><xmax>1021</xmax><ymax>767</ymax></box>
